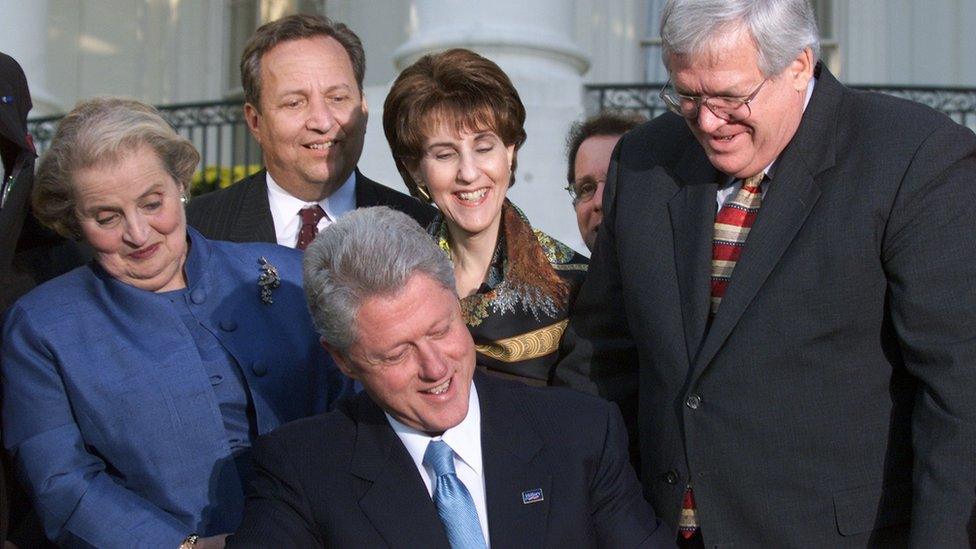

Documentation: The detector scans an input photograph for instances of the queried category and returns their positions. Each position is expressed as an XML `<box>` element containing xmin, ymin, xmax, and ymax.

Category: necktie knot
<box><xmin>296</xmin><ymin>205</ymin><xmax>327</xmax><ymax>250</ymax></box>
<box><xmin>742</xmin><ymin>172</ymin><xmax>764</xmax><ymax>191</ymax></box>
<box><xmin>424</xmin><ymin>440</ymin><xmax>457</xmax><ymax>477</ymax></box>
<box><xmin>299</xmin><ymin>205</ymin><xmax>326</xmax><ymax>225</ymax></box>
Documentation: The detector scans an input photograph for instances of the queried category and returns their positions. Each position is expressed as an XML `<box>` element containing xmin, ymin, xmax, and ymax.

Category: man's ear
<box><xmin>322</xmin><ymin>337</ymin><xmax>358</xmax><ymax>380</ymax></box>
<box><xmin>244</xmin><ymin>102</ymin><xmax>262</xmax><ymax>140</ymax></box>
<box><xmin>790</xmin><ymin>47</ymin><xmax>815</xmax><ymax>92</ymax></box>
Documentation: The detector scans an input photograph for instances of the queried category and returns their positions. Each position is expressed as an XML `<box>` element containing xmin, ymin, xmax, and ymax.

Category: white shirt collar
<box><xmin>386</xmin><ymin>381</ymin><xmax>483</xmax><ymax>477</ymax></box>
<box><xmin>265</xmin><ymin>171</ymin><xmax>358</xmax><ymax>247</ymax></box>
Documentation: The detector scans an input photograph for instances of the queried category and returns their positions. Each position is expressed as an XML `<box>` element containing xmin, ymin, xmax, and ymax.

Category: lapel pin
<box><xmin>0</xmin><ymin>96</ymin><xmax>12</xmax><ymax>104</ymax></box>
<box><xmin>521</xmin><ymin>488</ymin><xmax>544</xmax><ymax>504</ymax></box>
<box><xmin>257</xmin><ymin>257</ymin><xmax>280</xmax><ymax>305</ymax></box>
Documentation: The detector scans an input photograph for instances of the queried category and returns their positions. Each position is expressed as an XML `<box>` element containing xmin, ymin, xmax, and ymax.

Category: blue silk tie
<box><xmin>424</xmin><ymin>440</ymin><xmax>487</xmax><ymax>549</ymax></box>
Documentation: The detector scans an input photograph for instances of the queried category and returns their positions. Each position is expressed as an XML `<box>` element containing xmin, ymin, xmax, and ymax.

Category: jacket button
<box><xmin>219</xmin><ymin>319</ymin><xmax>237</xmax><ymax>332</ymax></box>
<box><xmin>664</xmin><ymin>470</ymin><xmax>679</xmax><ymax>485</ymax></box>
<box><xmin>686</xmin><ymin>394</ymin><xmax>702</xmax><ymax>410</ymax></box>
<box><xmin>190</xmin><ymin>289</ymin><xmax>206</xmax><ymax>304</ymax></box>
<box><xmin>251</xmin><ymin>361</ymin><xmax>267</xmax><ymax>377</ymax></box>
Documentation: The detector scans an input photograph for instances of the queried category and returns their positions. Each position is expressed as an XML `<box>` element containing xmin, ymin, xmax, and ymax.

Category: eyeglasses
<box><xmin>565</xmin><ymin>179</ymin><xmax>599</xmax><ymax>204</ymax></box>
<box><xmin>659</xmin><ymin>78</ymin><xmax>768</xmax><ymax>122</ymax></box>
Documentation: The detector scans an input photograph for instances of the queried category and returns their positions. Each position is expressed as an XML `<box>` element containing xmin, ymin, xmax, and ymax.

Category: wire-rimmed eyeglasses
<box><xmin>565</xmin><ymin>179</ymin><xmax>599</xmax><ymax>205</ymax></box>
<box><xmin>659</xmin><ymin>78</ymin><xmax>768</xmax><ymax>122</ymax></box>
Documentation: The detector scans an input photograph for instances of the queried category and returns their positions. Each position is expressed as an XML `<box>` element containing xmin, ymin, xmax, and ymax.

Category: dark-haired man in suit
<box><xmin>187</xmin><ymin>15</ymin><xmax>434</xmax><ymax>247</ymax></box>
<box><xmin>229</xmin><ymin>206</ymin><xmax>671</xmax><ymax>548</ymax></box>
<box><xmin>555</xmin><ymin>0</ymin><xmax>976</xmax><ymax>546</ymax></box>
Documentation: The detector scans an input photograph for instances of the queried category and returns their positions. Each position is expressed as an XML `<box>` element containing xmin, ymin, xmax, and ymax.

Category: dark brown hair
<box><xmin>382</xmin><ymin>48</ymin><xmax>527</xmax><ymax>199</ymax></box>
<box><xmin>241</xmin><ymin>14</ymin><xmax>365</xmax><ymax>109</ymax></box>
<box><xmin>565</xmin><ymin>111</ymin><xmax>645</xmax><ymax>184</ymax></box>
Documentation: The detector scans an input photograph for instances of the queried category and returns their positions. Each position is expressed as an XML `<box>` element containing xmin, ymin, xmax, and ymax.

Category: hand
<box><xmin>5</xmin><ymin>541</ymin><xmax>20</xmax><ymax>549</ymax></box>
<box><xmin>196</xmin><ymin>534</ymin><xmax>229</xmax><ymax>549</ymax></box>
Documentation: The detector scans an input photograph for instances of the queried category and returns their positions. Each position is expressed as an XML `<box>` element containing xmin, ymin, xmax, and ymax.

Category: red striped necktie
<box><xmin>681</xmin><ymin>174</ymin><xmax>764</xmax><ymax>542</ymax></box>
<box><xmin>710</xmin><ymin>173</ymin><xmax>765</xmax><ymax>315</ymax></box>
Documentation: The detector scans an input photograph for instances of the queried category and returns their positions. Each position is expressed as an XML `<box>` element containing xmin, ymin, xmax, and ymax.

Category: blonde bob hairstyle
<box><xmin>33</xmin><ymin>97</ymin><xmax>199</xmax><ymax>239</ymax></box>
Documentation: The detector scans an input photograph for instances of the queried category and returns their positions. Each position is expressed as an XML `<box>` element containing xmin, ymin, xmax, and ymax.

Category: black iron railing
<box><xmin>585</xmin><ymin>83</ymin><xmax>976</xmax><ymax>132</ymax></box>
<box><xmin>27</xmin><ymin>100</ymin><xmax>262</xmax><ymax>196</ymax></box>
<box><xmin>27</xmin><ymin>85</ymin><xmax>976</xmax><ymax>194</ymax></box>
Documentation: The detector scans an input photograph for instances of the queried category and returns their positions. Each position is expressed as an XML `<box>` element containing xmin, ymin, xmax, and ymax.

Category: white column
<box><xmin>0</xmin><ymin>0</ymin><xmax>62</xmax><ymax>115</ymax></box>
<box><xmin>363</xmin><ymin>0</ymin><xmax>592</xmax><ymax>253</ymax></box>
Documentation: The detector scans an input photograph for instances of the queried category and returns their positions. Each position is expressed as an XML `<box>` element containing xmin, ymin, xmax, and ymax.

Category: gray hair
<box><xmin>303</xmin><ymin>206</ymin><xmax>456</xmax><ymax>355</ymax></box>
<box><xmin>33</xmin><ymin>97</ymin><xmax>199</xmax><ymax>239</ymax></box>
<box><xmin>660</xmin><ymin>0</ymin><xmax>820</xmax><ymax>77</ymax></box>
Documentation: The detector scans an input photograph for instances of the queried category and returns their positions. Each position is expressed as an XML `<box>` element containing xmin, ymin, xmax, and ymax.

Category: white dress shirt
<box><xmin>386</xmin><ymin>384</ymin><xmax>490</xmax><ymax>547</ymax></box>
<box><xmin>265</xmin><ymin>171</ymin><xmax>357</xmax><ymax>248</ymax></box>
<box><xmin>715</xmin><ymin>76</ymin><xmax>817</xmax><ymax>210</ymax></box>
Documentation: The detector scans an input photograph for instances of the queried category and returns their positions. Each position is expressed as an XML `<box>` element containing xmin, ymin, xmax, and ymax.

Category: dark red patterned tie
<box><xmin>678</xmin><ymin>487</ymin><xmax>699</xmax><ymax>539</ymax></box>
<box><xmin>295</xmin><ymin>205</ymin><xmax>327</xmax><ymax>250</ymax></box>
<box><xmin>710</xmin><ymin>173</ymin><xmax>764</xmax><ymax>314</ymax></box>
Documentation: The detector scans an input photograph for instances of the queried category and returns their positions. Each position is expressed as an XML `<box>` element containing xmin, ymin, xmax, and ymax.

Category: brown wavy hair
<box><xmin>382</xmin><ymin>48</ymin><xmax>527</xmax><ymax>200</ymax></box>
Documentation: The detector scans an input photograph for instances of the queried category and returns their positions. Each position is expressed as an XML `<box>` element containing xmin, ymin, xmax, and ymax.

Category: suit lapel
<box><xmin>693</xmin><ymin>64</ymin><xmax>840</xmax><ymax>372</ymax></box>
<box><xmin>229</xmin><ymin>170</ymin><xmax>277</xmax><ymax>244</ymax></box>
<box><xmin>477</xmin><ymin>374</ymin><xmax>550</xmax><ymax>548</ymax></box>
<box><xmin>669</xmin><ymin>147</ymin><xmax>722</xmax><ymax>366</ymax></box>
<box><xmin>354</xmin><ymin>169</ymin><xmax>381</xmax><ymax>208</ymax></box>
<box><xmin>350</xmin><ymin>396</ymin><xmax>451</xmax><ymax>549</ymax></box>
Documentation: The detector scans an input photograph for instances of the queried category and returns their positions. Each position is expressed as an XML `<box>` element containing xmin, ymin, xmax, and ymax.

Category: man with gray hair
<box><xmin>228</xmin><ymin>206</ymin><xmax>671</xmax><ymax>548</ymax></box>
<box><xmin>555</xmin><ymin>0</ymin><xmax>976</xmax><ymax>546</ymax></box>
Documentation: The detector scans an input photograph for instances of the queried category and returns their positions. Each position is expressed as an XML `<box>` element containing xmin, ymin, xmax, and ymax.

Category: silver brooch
<box><xmin>257</xmin><ymin>257</ymin><xmax>280</xmax><ymax>305</ymax></box>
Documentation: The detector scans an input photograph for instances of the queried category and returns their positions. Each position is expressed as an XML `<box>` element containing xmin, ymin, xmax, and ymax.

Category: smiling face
<box><xmin>74</xmin><ymin>145</ymin><xmax>188</xmax><ymax>292</ymax></box>
<box><xmin>412</xmin><ymin>123</ymin><xmax>515</xmax><ymax>240</ymax></box>
<box><xmin>332</xmin><ymin>273</ymin><xmax>476</xmax><ymax>434</ymax></box>
<box><xmin>246</xmin><ymin>36</ymin><xmax>368</xmax><ymax>201</ymax></box>
<box><xmin>573</xmin><ymin>134</ymin><xmax>621</xmax><ymax>252</ymax></box>
<box><xmin>668</xmin><ymin>29</ymin><xmax>813</xmax><ymax>179</ymax></box>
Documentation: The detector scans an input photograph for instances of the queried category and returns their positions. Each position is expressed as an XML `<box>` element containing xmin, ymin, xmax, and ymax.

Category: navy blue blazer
<box><xmin>228</xmin><ymin>372</ymin><xmax>671</xmax><ymax>548</ymax></box>
<box><xmin>1</xmin><ymin>227</ymin><xmax>347</xmax><ymax>548</ymax></box>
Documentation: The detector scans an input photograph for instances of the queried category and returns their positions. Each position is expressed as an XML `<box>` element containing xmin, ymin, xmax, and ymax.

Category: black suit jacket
<box><xmin>555</xmin><ymin>64</ymin><xmax>976</xmax><ymax>546</ymax></box>
<box><xmin>228</xmin><ymin>373</ymin><xmax>671</xmax><ymax>548</ymax></box>
<box><xmin>186</xmin><ymin>169</ymin><xmax>436</xmax><ymax>243</ymax></box>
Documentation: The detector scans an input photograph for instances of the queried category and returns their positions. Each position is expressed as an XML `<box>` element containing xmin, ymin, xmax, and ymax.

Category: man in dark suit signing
<box><xmin>555</xmin><ymin>0</ymin><xmax>976</xmax><ymax>546</ymax></box>
<box><xmin>187</xmin><ymin>15</ymin><xmax>434</xmax><ymax>248</ymax></box>
<box><xmin>228</xmin><ymin>207</ymin><xmax>671</xmax><ymax>548</ymax></box>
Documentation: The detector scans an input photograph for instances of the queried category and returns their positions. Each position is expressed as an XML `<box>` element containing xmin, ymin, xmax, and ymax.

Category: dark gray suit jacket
<box><xmin>555</xmin><ymin>64</ymin><xmax>976</xmax><ymax>546</ymax></box>
<box><xmin>186</xmin><ymin>169</ymin><xmax>436</xmax><ymax>243</ymax></box>
<box><xmin>228</xmin><ymin>372</ymin><xmax>671</xmax><ymax>548</ymax></box>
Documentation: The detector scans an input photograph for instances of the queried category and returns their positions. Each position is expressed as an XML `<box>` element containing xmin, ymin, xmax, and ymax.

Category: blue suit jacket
<box><xmin>1</xmin><ymin>227</ymin><xmax>347</xmax><ymax>548</ymax></box>
<box><xmin>228</xmin><ymin>372</ymin><xmax>671</xmax><ymax>548</ymax></box>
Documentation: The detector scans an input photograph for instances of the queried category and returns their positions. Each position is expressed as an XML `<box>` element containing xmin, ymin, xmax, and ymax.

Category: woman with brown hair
<box><xmin>383</xmin><ymin>48</ymin><xmax>587</xmax><ymax>386</ymax></box>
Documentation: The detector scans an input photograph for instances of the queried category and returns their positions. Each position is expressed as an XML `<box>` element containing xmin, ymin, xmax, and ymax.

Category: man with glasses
<box><xmin>555</xmin><ymin>0</ymin><xmax>976</xmax><ymax>547</ymax></box>
<box><xmin>564</xmin><ymin>112</ymin><xmax>645</xmax><ymax>252</ymax></box>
